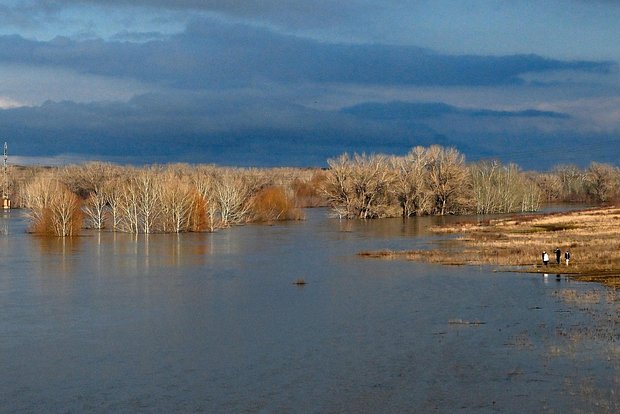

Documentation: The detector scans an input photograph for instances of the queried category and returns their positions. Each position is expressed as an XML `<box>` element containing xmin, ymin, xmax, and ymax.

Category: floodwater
<box><xmin>1</xmin><ymin>208</ymin><xmax>618</xmax><ymax>413</ymax></box>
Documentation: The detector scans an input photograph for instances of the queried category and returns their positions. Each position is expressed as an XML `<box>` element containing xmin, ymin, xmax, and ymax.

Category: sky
<box><xmin>1</xmin><ymin>0</ymin><xmax>619</xmax><ymax>168</ymax></box>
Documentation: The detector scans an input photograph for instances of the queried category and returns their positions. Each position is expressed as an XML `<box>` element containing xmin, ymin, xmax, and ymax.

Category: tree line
<box><xmin>322</xmin><ymin>146</ymin><xmax>620</xmax><ymax>219</ymax></box>
<box><xmin>4</xmin><ymin>145</ymin><xmax>620</xmax><ymax>236</ymax></box>
<box><xmin>10</xmin><ymin>163</ymin><xmax>317</xmax><ymax>236</ymax></box>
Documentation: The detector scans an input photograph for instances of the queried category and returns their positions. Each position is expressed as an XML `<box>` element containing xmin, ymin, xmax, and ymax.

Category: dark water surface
<box><xmin>1</xmin><ymin>209</ymin><xmax>618</xmax><ymax>413</ymax></box>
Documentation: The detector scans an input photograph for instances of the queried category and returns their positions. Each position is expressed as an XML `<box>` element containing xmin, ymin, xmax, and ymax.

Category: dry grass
<box><xmin>360</xmin><ymin>206</ymin><xmax>620</xmax><ymax>288</ymax></box>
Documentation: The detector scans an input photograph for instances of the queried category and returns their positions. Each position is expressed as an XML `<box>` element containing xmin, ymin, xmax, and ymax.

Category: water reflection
<box><xmin>2</xmin><ymin>207</ymin><xmax>619</xmax><ymax>413</ymax></box>
<box><xmin>35</xmin><ymin>234</ymin><xmax>82</xmax><ymax>255</ymax></box>
<box><xmin>33</xmin><ymin>235</ymin><xmax>81</xmax><ymax>276</ymax></box>
<box><xmin>30</xmin><ymin>230</ymin><xmax>211</xmax><ymax>275</ymax></box>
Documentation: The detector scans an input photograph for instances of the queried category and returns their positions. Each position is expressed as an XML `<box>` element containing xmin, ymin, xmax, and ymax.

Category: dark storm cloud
<box><xmin>0</xmin><ymin>19</ymin><xmax>613</xmax><ymax>88</ymax></box>
<box><xmin>342</xmin><ymin>101</ymin><xmax>571</xmax><ymax>120</ymax></box>
<box><xmin>0</xmin><ymin>92</ymin><xmax>441</xmax><ymax>166</ymax></box>
<box><xmin>1</xmin><ymin>91</ymin><xmax>597</xmax><ymax>168</ymax></box>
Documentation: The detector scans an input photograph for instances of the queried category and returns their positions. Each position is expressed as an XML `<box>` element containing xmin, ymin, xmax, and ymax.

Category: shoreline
<box><xmin>359</xmin><ymin>206</ymin><xmax>620</xmax><ymax>289</ymax></box>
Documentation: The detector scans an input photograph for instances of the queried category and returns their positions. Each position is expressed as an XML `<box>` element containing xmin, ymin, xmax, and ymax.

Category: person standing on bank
<box><xmin>542</xmin><ymin>251</ymin><xmax>549</xmax><ymax>266</ymax></box>
<box><xmin>555</xmin><ymin>247</ymin><xmax>561</xmax><ymax>265</ymax></box>
<box><xmin>565</xmin><ymin>250</ymin><xmax>571</xmax><ymax>266</ymax></box>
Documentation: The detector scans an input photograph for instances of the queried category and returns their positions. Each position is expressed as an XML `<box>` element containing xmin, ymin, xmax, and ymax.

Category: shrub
<box><xmin>24</xmin><ymin>176</ymin><xmax>83</xmax><ymax>237</ymax></box>
<box><xmin>251</xmin><ymin>186</ymin><xmax>303</xmax><ymax>222</ymax></box>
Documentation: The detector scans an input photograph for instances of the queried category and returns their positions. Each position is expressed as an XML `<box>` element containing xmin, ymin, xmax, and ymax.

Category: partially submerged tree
<box><xmin>251</xmin><ymin>185</ymin><xmax>304</xmax><ymax>222</ymax></box>
<box><xmin>391</xmin><ymin>147</ymin><xmax>434</xmax><ymax>217</ymax></box>
<box><xmin>213</xmin><ymin>170</ymin><xmax>255</xmax><ymax>226</ymax></box>
<box><xmin>323</xmin><ymin>153</ymin><xmax>397</xmax><ymax>219</ymax></box>
<box><xmin>23</xmin><ymin>174</ymin><xmax>82</xmax><ymax>237</ymax></box>
<box><xmin>323</xmin><ymin>146</ymin><xmax>544</xmax><ymax>219</ymax></box>
<box><xmin>159</xmin><ymin>171</ymin><xmax>207</xmax><ymax>233</ymax></box>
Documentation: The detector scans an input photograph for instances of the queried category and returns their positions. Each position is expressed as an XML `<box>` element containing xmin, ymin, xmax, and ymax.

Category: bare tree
<box><xmin>470</xmin><ymin>160</ymin><xmax>541</xmax><ymax>213</ymax></box>
<box><xmin>101</xmin><ymin>175</ymin><xmax>126</xmax><ymax>231</ymax></box>
<box><xmin>108</xmin><ymin>167</ymin><xmax>164</xmax><ymax>234</ymax></box>
<box><xmin>159</xmin><ymin>171</ymin><xmax>204</xmax><ymax>233</ymax></box>
<box><xmin>425</xmin><ymin>146</ymin><xmax>469</xmax><ymax>215</ymax></box>
<box><xmin>391</xmin><ymin>147</ymin><xmax>434</xmax><ymax>217</ymax></box>
<box><xmin>322</xmin><ymin>154</ymin><xmax>355</xmax><ymax>218</ymax></box>
<box><xmin>190</xmin><ymin>166</ymin><xmax>221</xmax><ymax>231</ymax></box>
<box><xmin>23</xmin><ymin>174</ymin><xmax>82</xmax><ymax>237</ymax></box>
<box><xmin>213</xmin><ymin>170</ymin><xmax>254</xmax><ymax>226</ymax></box>
<box><xmin>535</xmin><ymin>173</ymin><xmax>562</xmax><ymax>203</ymax></box>
<box><xmin>56</xmin><ymin>162</ymin><xmax>119</xmax><ymax>229</ymax></box>
<box><xmin>48</xmin><ymin>186</ymin><xmax>82</xmax><ymax>237</ymax></box>
<box><xmin>116</xmin><ymin>175</ymin><xmax>141</xmax><ymax>234</ymax></box>
<box><xmin>135</xmin><ymin>167</ymin><xmax>162</xmax><ymax>234</ymax></box>
<box><xmin>585</xmin><ymin>162</ymin><xmax>619</xmax><ymax>203</ymax></box>
<box><xmin>83</xmin><ymin>191</ymin><xmax>107</xmax><ymax>229</ymax></box>
<box><xmin>22</xmin><ymin>172</ymin><xmax>57</xmax><ymax>230</ymax></box>
<box><xmin>323</xmin><ymin>153</ymin><xmax>397</xmax><ymax>219</ymax></box>
<box><xmin>553</xmin><ymin>164</ymin><xmax>587</xmax><ymax>202</ymax></box>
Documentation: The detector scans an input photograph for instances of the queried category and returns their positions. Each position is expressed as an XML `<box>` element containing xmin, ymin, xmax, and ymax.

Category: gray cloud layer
<box><xmin>1</xmin><ymin>91</ymin><xmax>602</xmax><ymax>168</ymax></box>
<box><xmin>0</xmin><ymin>19</ymin><xmax>613</xmax><ymax>89</ymax></box>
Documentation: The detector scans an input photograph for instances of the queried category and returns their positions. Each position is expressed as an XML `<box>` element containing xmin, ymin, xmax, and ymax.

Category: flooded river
<box><xmin>1</xmin><ymin>208</ymin><xmax>618</xmax><ymax>413</ymax></box>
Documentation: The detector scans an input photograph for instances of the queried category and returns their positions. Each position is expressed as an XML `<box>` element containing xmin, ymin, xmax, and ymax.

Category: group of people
<box><xmin>542</xmin><ymin>248</ymin><xmax>570</xmax><ymax>266</ymax></box>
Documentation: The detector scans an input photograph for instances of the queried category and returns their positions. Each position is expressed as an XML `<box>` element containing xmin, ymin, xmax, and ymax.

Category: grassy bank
<box><xmin>359</xmin><ymin>206</ymin><xmax>620</xmax><ymax>288</ymax></box>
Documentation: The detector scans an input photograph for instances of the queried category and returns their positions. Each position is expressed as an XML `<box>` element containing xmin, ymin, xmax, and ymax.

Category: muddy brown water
<box><xmin>1</xmin><ymin>208</ymin><xmax>618</xmax><ymax>413</ymax></box>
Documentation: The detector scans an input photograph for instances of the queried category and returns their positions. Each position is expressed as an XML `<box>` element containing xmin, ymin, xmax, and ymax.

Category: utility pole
<box><xmin>2</xmin><ymin>142</ymin><xmax>10</xmax><ymax>210</ymax></box>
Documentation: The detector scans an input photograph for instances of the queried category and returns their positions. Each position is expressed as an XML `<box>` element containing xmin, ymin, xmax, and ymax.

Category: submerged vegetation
<box><xmin>3</xmin><ymin>144</ymin><xmax>620</xmax><ymax>237</ymax></box>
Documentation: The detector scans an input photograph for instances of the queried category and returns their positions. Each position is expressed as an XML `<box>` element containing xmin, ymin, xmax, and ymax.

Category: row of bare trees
<box><xmin>9</xmin><ymin>146</ymin><xmax>620</xmax><ymax>234</ymax></box>
<box><xmin>20</xmin><ymin>163</ymin><xmax>309</xmax><ymax>236</ymax></box>
<box><xmin>323</xmin><ymin>146</ymin><xmax>620</xmax><ymax>219</ymax></box>
<box><xmin>323</xmin><ymin>146</ymin><xmax>542</xmax><ymax>218</ymax></box>
<box><xmin>535</xmin><ymin>162</ymin><xmax>620</xmax><ymax>204</ymax></box>
<box><xmin>470</xmin><ymin>161</ymin><xmax>541</xmax><ymax>214</ymax></box>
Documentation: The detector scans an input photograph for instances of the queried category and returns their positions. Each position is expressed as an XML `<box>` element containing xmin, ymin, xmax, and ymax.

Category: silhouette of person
<box><xmin>542</xmin><ymin>251</ymin><xmax>549</xmax><ymax>266</ymax></box>
<box><xmin>565</xmin><ymin>250</ymin><xmax>571</xmax><ymax>266</ymax></box>
<box><xmin>554</xmin><ymin>248</ymin><xmax>561</xmax><ymax>265</ymax></box>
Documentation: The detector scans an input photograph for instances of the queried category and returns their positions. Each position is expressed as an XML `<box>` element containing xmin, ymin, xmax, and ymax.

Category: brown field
<box><xmin>359</xmin><ymin>206</ymin><xmax>620</xmax><ymax>288</ymax></box>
